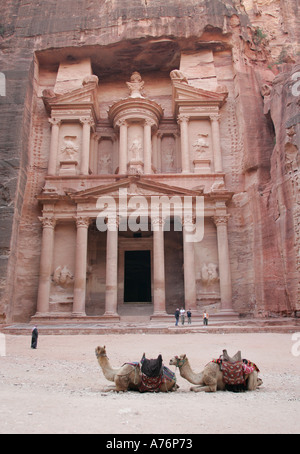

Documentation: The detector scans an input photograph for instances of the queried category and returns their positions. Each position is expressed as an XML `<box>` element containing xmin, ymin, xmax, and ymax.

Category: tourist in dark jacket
<box><xmin>174</xmin><ymin>308</ymin><xmax>180</xmax><ymax>326</ymax></box>
<box><xmin>31</xmin><ymin>326</ymin><xmax>38</xmax><ymax>349</ymax></box>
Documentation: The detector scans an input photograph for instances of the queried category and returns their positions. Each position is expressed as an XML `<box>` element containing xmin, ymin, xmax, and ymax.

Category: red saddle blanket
<box><xmin>221</xmin><ymin>361</ymin><xmax>245</xmax><ymax>385</ymax></box>
<box><xmin>139</xmin><ymin>373</ymin><xmax>163</xmax><ymax>392</ymax></box>
<box><xmin>138</xmin><ymin>366</ymin><xmax>176</xmax><ymax>393</ymax></box>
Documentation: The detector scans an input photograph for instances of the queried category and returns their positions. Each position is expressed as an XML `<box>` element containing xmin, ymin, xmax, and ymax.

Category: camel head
<box><xmin>169</xmin><ymin>354</ymin><xmax>187</xmax><ymax>368</ymax></box>
<box><xmin>95</xmin><ymin>345</ymin><xmax>107</xmax><ymax>359</ymax></box>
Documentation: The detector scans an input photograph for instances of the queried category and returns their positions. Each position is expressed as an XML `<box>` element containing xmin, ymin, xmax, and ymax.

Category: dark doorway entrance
<box><xmin>124</xmin><ymin>250</ymin><xmax>152</xmax><ymax>302</ymax></box>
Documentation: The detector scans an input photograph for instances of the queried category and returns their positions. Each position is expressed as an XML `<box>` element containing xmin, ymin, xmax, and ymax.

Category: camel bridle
<box><xmin>96</xmin><ymin>350</ymin><xmax>108</xmax><ymax>359</ymax></box>
<box><xmin>174</xmin><ymin>356</ymin><xmax>187</xmax><ymax>368</ymax></box>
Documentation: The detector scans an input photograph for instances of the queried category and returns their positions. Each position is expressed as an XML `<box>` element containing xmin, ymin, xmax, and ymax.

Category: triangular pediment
<box><xmin>43</xmin><ymin>79</ymin><xmax>100</xmax><ymax>119</ymax></box>
<box><xmin>172</xmin><ymin>80</ymin><xmax>227</xmax><ymax>115</ymax></box>
<box><xmin>68</xmin><ymin>176</ymin><xmax>203</xmax><ymax>201</ymax></box>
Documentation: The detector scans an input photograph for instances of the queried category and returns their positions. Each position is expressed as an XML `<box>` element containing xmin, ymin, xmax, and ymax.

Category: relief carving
<box><xmin>170</xmin><ymin>70</ymin><xmax>188</xmax><ymax>84</ymax></box>
<box><xmin>99</xmin><ymin>153</ymin><xmax>112</xmax><ymax>173</ymax></box>
<box><xmin>53</xmin><ymin>265</ymin><xmax>74</xmax><ymax>288</ymax></box>
<box><xmin>201</xmin><ymin>263</ymin><xmax>219</xmax><ymax>285</ymax></box>
<box><xmin>129</xmin><ymin>137</ymin><xmax>143</xmax><ymax>161</ymax></box>
<box><xmin>193</xmin><ymin>133</ymin><xmax>209</xmax><ymax>157</ymax></box>
<box><xmin>126</xmin><ymin>72</ymin><xmax>145</xmax><ymax>98</ymax></box>
<box><xmin>60</xmin><ymin>136</ymin><xmax>79</xmax><ymax>160</ymax></box>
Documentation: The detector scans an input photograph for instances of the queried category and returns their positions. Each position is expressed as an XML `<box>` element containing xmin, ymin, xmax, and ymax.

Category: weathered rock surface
<box><xmin>0</xmin><ymin>0</ymin><xmax>299</xmax><ymax>322</ymax></box>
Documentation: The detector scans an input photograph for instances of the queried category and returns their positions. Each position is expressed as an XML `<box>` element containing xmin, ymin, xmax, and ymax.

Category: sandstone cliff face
<box><xmin>0</xmin><ymin>0</ymin><xmax>299</xmax><ymax>321</ymax></box>
<box><xmin>263</xmin><ymin>65</ymin><xmax>300</xmax><ymax>316</ymax></box>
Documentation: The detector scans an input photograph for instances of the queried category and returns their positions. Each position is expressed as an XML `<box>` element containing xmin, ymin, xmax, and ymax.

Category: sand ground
<box><xmin>0</xmin><ymin>332</ymin><xmax>299</xmax><ymax>434</ymax></box>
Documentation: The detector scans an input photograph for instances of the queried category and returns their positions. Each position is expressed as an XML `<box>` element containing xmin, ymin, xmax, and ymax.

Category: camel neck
<box><xmin>98</xmin><ymin>355</ymin><xmax>119</xmax><ymax>382</ymax></box>
<box><xmin>180</xmin><ymin>359</ymin><xmax>203</xmax><ymax>385</ymax></box>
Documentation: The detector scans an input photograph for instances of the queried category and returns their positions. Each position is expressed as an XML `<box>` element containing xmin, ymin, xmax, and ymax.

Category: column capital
<box><xmin>116</xmin><ymin>118</ymin><xmax>128</xmax><ymax>128</ymax></box>
<box><xmin>106</xmin><ymin>216</ymin><xmax>119</xmax><ymax>231</ymax></box>
<box><xmin>183</xmin><ymin>214</ymin><xmax>196</xmax><ymax>228</ymax></box>
<box><xmin>151</xmin><ymin>215</ymin><xmax>168</xmax><ymax>231</ymax></box>
<box><xmin>212</xmin><ymin>214</ymin><xmax>230</xmax><ymax>227</ymax></box>
<box><xmin>80</xmin><ymin>116</ymin><xmax>94</xmax><ymax>127</ymax></box>
<box><xmin>75</xmin><ymin>216</ymin><xmax>91</xmax><ymax>228</ymax></box>
<box><xmin>91</xmin><ymin>132</ymin><xmax>101</xmax><ymax>142</ymax></box>
<box><xmin>210</xmin><ymin>113</ymin><xmax>221</xmax><ymax>122</ymax></box>
<box><xmin>177</xmin><ymin>114</ymin><xmax>190</xmax><ymax>124</ymax></box>
<box><xmin>39</xmin><ymin>216</ymin><xmax>56</xmax><ymax>229</ymax></box>
<box><xmin>144</xmin><ymin>118</ymin><xmax>155</xmax><ymax>127</ymax></box>
<box><xmin>48</xmin><ymin>117</ymin><xmax>62</xmax><ymax>127</ymax></box>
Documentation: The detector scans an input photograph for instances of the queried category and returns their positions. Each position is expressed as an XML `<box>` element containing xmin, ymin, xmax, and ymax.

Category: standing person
<box><xmin>31</xmin><ymin>326</ymin><xmax>38</xmax><ymax>349</ymax></box>
<box><xmin>180</xmin><ymin>307</ymin><xmax>185</xmax><ymax>325</ymax></box>
<box><xmin>187</xmin><ymin>309</ymin><xmax>192</xmax><ymax>324</ymax></box>
<box><xmin>203</xmin><ymin>310</ymin><xmax>209</xmax><ymax>326</ymax></box>
<box><xmin>174</xmin><ymin>308</ymin><xmax>180</xmax><ymax>326</ymax></box>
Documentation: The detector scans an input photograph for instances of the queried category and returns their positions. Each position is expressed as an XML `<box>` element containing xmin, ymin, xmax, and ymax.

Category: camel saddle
<box><xmin>220</xmin><ymin>350</ymin><xmax>245</xmax><ymax>386</ymax></box>
<box><xmin>139</xmin><ymin>353</ymin><xmax>175</xmax><ymax>392</ymax></box>
<box><xmin>212</xmin><ymin>349</ymin><xmax>260</xmax><ymax>392</ymax></box>
<box><xmin>140</xmin><ymin>353</ymin><xmax>163</xmax><ymax>377</ymax></box>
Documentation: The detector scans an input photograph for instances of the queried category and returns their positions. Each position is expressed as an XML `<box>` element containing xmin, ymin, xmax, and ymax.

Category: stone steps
<box><xmin>1</xmin><ymin>317</ymin><xmax>299</xmax><ymax>335</ymax></box>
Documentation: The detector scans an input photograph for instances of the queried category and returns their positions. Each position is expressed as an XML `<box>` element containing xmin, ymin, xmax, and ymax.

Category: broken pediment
<box><xmin>171</xmin><ymin>78</ymin><xmax>228</xmax><ymax>116</ymax></box>
<box><xmin>42</xmin><ymin>75</ymin><xmax>100</xmax><ymax>121</ymax></box>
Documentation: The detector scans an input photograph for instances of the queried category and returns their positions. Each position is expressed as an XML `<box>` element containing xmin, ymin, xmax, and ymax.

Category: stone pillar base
<box><xmin>59</xmin><ymin>160</ymin><xmax>78</xmax><ymax>176</ymax></box>
<box><xmin>101</xmin><ymin>312</ymin><xmax>120</xmax><ymax>322</ymax></box>
<box><xmin>150</xmin><ymin>312</ymin><xmax>171</xmax><ymax>322</ymax></box>
<box><xmin>215</xmin><ymin>309</ymin><xmax>240</xmax><ymax>320</ymax></box>
<box><xmin>71</xmin><ymin>312</ymin><xmax>86</xmax><ymax>317</ymax></box>
<box><xmin>193</xmin><ymin>158</ymin><xmax>211</xmax><ymax>174</ymax></box>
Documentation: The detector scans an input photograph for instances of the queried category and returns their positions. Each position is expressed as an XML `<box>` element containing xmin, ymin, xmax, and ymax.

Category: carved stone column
<box><xmin>210</xmin><ymin>114</ymin><xmax>223</xmax><ymax>173</ymax></box>
<box><xmin>104</xmin><ymin>218</ymin><xmax>120</xmax><ymax>319</ymax></box>
<box><xmin>177</xmin><ymin>114</ymin><xmax>190</xmax><ymax>173</ymax></box>
<box><xmin>90</xmin><ymin>132</ymin><xmax>100</xmax><ymax>174</ymax></box>
<box><xmin>118</xmin><ymin>119</ymin><xmax>128</xmax><ymax>174</ymax></box>
<box><xmin>157</xmin><ymin>132</ymin><xmax>162</xmax><ymax>173</ymax></box>
<box><xmin>152</xmin><ymin>134</ymin><xmax>158</xmax><ymax>172</ymax></box>
<box><xmin>144</xmin><ymin>119</ymin><xmax>153</xmax><ymax>174</ymax></box>
<box><xmin>151</xmin><ymin>216</ymin><xmax>167</xmax><ymax>318</ymax></box>
<box><xmin>48</xmin><ymin>118</ymin><xmax>61</xmax><ymax>176</ymax></box>
<box><xmin>36</xmin><ymin>216</ymin><xmax>56</xmax><ymax>315</ymax></box>
<box><xmin>213</xmin><ymin>215</ymin><xmax>235</xmax><ymax>315</ymax></box>
<box><xmin>80</xmin><ymin>117</ymin><xmax>94</xmax><ymax>175</ymax></box>
<box><xmin>183</xmin><ymin>216</ymin><xmax>197</xmax><ymax>312</ymax></box>
<box><xmin>73</xmin><ymin>216</ymin><xmax>90</xmax><ymax>316</ymax></box>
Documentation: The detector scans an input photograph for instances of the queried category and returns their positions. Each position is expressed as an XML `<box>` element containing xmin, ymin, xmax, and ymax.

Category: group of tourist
<box><xmin>31</xmin><ymin>310</ymin><xmax>211</xmax><ymax>350</ymax></box>
<box><xmin>174</xmin><ymin>308</ymin><xmax>209</xmax><ymax>326</ymax></box>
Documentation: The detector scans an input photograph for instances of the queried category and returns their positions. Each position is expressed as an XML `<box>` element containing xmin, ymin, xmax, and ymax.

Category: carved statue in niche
<box><xmin>129</xmin><ymin>137</ymin><xmax>143</xmax><ymax>161</ymax></box>
<box><xmin>162</xmin><ymin>136</ymin><xmax>176</xmax><ymax>172</ymax></box>
<box><xmin>99</xmin><ymin>153</ymin><xmax>112</xmax><ymax>173</ymax></box>
<box><xmin>53</xmin><ymin>266</ymin><xmax>74</xmax><ymax>288</ymax></box>
<box><xmin>201</xmin><ymin>263</ymin><xmax>219</xmax><ymax>285</ymax></box>
<box><xmin>61</xmin><ymin>136</ymin><xmax>79</xmax><ymax>160</ymax></box>
<box><xmin>193</xmin><ymin>133</ymin><xmax>209</xmax><ymax>157</ymax></box>
<box><xmin>126</xmin><ymin>72</ymin><xmax>145</xmax><ymax>98</ymax></box>
<box><xmin>164</xmin><ymin>145</ymin><xmax>175</xmax><ymax>170</ymax></box>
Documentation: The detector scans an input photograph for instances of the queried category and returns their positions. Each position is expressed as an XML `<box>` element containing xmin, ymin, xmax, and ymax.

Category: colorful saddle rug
<box><xmin>222</xmin><ymin>361</ymin><xmax>245</xmax><ymax>386</ymax></box>
<box><xmin>211</xmin><ymin>357</ymin><xmax>260</xmax><ymax>392</ymax></box>
<box><xmin>124</xmin><ymin>360</ymin><xmax>176</xmax><ymax>392</ymax></box>
<box><xmin>139</xmin><ymin>366</ymin><xmax>176</xmax><ymax>393</ymax></box>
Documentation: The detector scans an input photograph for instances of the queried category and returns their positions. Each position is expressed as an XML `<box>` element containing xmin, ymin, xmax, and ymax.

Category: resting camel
<box><xmin>169</xmin><ymin>350</ymin><xmax>263</xmax><ymax>392</ymax></box>
<box><xmin>95</xmin><ymin>346</ymin><xmax>178</xmax><ymax>392</ymax></box>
